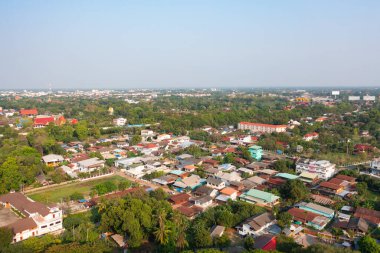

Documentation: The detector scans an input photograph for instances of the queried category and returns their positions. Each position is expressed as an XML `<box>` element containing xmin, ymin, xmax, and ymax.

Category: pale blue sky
<box><xmin>0</xmin><ymin>0</ymin><xmax>379</xmax><ymax>89</ymax></box>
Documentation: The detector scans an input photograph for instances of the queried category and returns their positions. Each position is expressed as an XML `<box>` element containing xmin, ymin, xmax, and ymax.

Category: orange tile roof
<box><xmin>220</xmin><ymin>187</ymin><xmax>238</xmax><ymax>196</ymax></box>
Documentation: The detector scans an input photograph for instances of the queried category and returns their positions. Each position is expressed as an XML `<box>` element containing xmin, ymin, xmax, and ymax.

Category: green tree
<box><xmin>154</xmin><ymin>209</ymin><xmax>170</xmax><ymax>245</ymax></box>
<box><xmin>244</xmin><ymin>236</ymin><xmax>255</xmax><ymax>250</ymax></box>
<box><xmin>213</xmin><ymin>234</ymin><xmax>231</xmax><ymax>249</ymax></box>
<box><xmin>280</xmin><ymin>179</ymin><xmax>310</xmax><ymax>204</ymax></box>
<box><xmin>277</xmin><ymin>212</ymin><xmax>292</xmax><ymax>229</ymax></box>
<box><xmin>358</xmin><ymin>235</ymin><xmax>380</xmax><ymax>253</ymax></box>
<box><xmin>129</xmin><ymin>135</ymin><xmax>142</xmax><ymax>146</ymax></box>
<box><xmin>0</xmin><ymin>227</ymin><xmax>13</xmax><ymax>250</ymax></box>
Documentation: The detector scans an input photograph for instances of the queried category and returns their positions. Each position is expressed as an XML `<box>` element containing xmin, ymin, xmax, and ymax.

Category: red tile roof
<box><xmin>239</xmin><ymin>122</ymin><xmax>287</xmax><ymax>128</ymax></box>
<box><xmin>34</xmin><ymin>116</ymin><xmax>55</xmax><ymax>126</ymax></box>
<box><xmin>20</xmin><ymin>109</ymin><xmax>38</xmax><ymax>116</ymax></box>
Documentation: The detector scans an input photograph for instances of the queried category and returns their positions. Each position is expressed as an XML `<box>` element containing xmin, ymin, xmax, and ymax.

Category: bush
<box><xmin>70</xmin><ymin>192</ymin><xmax>84</xmax><ymax>201</ymax></box>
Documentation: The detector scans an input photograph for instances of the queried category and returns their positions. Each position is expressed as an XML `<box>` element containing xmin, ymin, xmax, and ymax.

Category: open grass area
<box><xmin>27</xmin><ymin>175</ymin><xmax>128</xmax><ymax>204</ymax></box>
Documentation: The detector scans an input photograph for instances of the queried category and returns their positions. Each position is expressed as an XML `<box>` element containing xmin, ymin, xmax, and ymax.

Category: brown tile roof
<box><xmin>335</xmin><ymin>174</ymin><xmax>356</xmax><ymax>182</ymax></box>
<box><xmin>354</xmin><ymin>207</ymin><xmax>380</xmax><ymax>225</ymax></box>
<box><xmin>288</xmin><ymin>207</ymin><xmax>319</xmax><ymax>223</ymax></box>
<box><xmin>0</xmin><ymin>192</ymin><xmax>50</xmax><ymax>217</ymax></box>
<box><xmin>245</xmin><ymin>212</ymin><xmax>275</xmax><ymax>231</ymax></box>
<box><xmin>328</xmin><ymin>178</ymin><xmax>345</xmax><ymax>186</ymax></box>
<box><xmin>9</xmin><ymin>217</ymin><xmax>37</xmax><ymax>234</ymax></box>
<box><xmin>319</xmin><ymin>181</ymin><xmax>342</xmax><ymax>190</ymax></box>
<box><xmin>169</xmin><ymin>193</ymin><xmax>191</xmax><ymax>204</ymax></box>
<box><xmin>176</xmin><ymin>205</ymin><xmax>200</xmax><ymax>217</ymax></box>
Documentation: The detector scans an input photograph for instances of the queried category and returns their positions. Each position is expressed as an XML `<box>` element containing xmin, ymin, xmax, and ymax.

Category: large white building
<box><xmin>0</xmin><ymin>192</ymin><xmax>63</xmax><ymax>243</ymax></box>
<box><xmin>238</xmin><ymin>122</ymin><xmax>287</xmax><ymax>133</ymax></box>
<box><xmin>113</xmin><ymin>117</ymin><xmax>127</xmax><ymax>126</ymax></box>
<box><xmin>296</xmin><ymin>159</ymin><xmax>336</xmax><ymax>180</ymax></box>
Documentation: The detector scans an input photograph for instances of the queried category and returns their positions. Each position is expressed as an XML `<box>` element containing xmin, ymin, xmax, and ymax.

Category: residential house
<box><xmin>168</xmin><ymin>193</ymin><xmax>191</xmax><ymax>205</ymax></box>
<box><xmin>370</xmin><ymin>157</ymin><xmax>380</xmax><ymax>175</ymax></box>
<box><xmin>113</xmin><ymin>117</ymin><xmax>127</xmax><ymax>126</ymax></box>
<box><xmin>193</xmin><ymin>185</ymin><xmax>218</xmax><ymax>198</ymax></box>
<box><xmin>249</xmin><ymin>145</ymin><xmax>263</xmax><ymax>161</ymax></box>
<box><xmin>0</xmin><ymin>192</ymin><xmax>63</xmax><ymax>243</ymax></box>
<box><xmin>214</xmin><ymin>171</ymin><xmax>242</xmax><ymax>185</ymax></box>
<box><xmin>239</xmin><ymin>189</ymin><xmax>280</xmax><ymax>208</ymax></box>
<box><xmin>216</xmin><ymin>187</ymin><xmax>238</xmax><ymax>202</ymax></box>
<box><xmin>237</xmin><ymin>212</ymin><xmax>276</xmax><ymax>237</ymax></box>
<box><xmin>333</xmin><ymin>217</ymin><xmax>369</xmax><ymax>236</ymax></box>
<box><xmin>288</xmin><ymin>207</ymin><xmax>329</xmax><ymax>230</ymax></box>
<box><xmin>173</xmin><ymin>175</ymin><xmax>204</xmax><ymax>192</ymax></box>
<box><xmin>42</xmin><ymin>154</ymin><xmax>64</xmax><ymax>167</ymax></box>
<box><xmin>210</xmin><ymin>225</ymin><xmax>225</xmax><ymax>238</ymax></box>
<box><xmin>77</xmin><ymin>158</ymin><xmax>105</xmax><ymax>173</ymax></box>
<box><xmin>297</xmin><ymin>202</ymin><xmax>335</xmax><ymax>219</ymax></box>
<box><xmin>353</xmin><ymin>207</ymin><xmax>380</xmax><ymax>226</ymax></box>
<box><xmin>303</xmin><ymin>132</ymin><xmax>319</xmax><ymax>141</ymax></box>
<box><xmin>193</xmin><ymin>195</ymin><xmax>213</xmax><ymax>209</ymax></box>
<box><xmin>253</xmin><ymin>234</ymin><xmax>277</xmax><ymax>251</ymax></box>
<box><xmin>206</xmin><ymin>177</ymin><xmax>226</xmax><ymax>190</ymax></box>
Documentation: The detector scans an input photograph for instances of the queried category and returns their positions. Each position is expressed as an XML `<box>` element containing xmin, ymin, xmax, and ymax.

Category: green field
<box><xmin>27</xmin><ymin>175</ymin><xmax>128</xmax><ymax>204</ymax></box>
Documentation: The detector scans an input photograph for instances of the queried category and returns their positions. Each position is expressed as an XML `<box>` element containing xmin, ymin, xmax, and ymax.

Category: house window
<box><xmin>55</xmin><ymin>221</ymin><xmax>61</xmax><ymax>224</ymax></box>
<box><xmin>41</xmin><ymin>225</ymin><xmax>47</xmax><ymax>228</ymax></box>
<box><xmin>53</xmin><ymin>214</ymin><xmax>55</xmax><ymax>218</ymax></box>
<box><xmin>50</xmin><ymin>223</ymin><xmax>54</xmax><ymax>226</ymax></box>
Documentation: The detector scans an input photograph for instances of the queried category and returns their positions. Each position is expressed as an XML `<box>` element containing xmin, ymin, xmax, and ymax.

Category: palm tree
<box><xmin>154</xmin><ymin>209</ymin><xmax>170</xmax><ymax>245</ymax></box>
<box><xmin>171</xmin><ymin>211</ymin><xmax>189</xmax><ymax>250</ymax></box>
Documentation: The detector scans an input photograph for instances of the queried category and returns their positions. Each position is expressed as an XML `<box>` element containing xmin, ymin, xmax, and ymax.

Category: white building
<box><xmin>77</xmin><ymin>157</ymin><xmax>105</xmax><ymax>173</ymax></box>
<box><xmin>237</xmin><ymin>212</ymin><xmax>276</xmax><ymax>237</ymax></box>
<box><xmin>238</xmin><ymin>122</ymin><xmax>287</xmax><ymax>133</ymax></box>
<box><xmin>296</xmin><ymin>159</ymin><xmax>336</xmax><ymax>180</ymax></box>
<box><xmin>157</xmin><ymin>134</ymin><xmax>171</xmax><ymax>142</ymax></box>
<box><xmin>370</xmin><ymin>158</ymin><xmax>380</xmax><ymax>175</ymax></box>
<box><xmin>0</xmin><ymin>192</ymin><xmax>63</xmax><ymax>243</ymax></box>
<box><xmin>113</xmin><ymin>117</ymin><xmax>127</xmax><ymax>126</ymax></box>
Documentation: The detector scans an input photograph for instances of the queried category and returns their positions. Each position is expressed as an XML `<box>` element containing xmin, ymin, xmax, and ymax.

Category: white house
<box><xmin>237</xmin><ymin>212</ymin><xmax>276</xmax><ymax>237</ymax></box>
<box><xmin>303</xmin><ymin>132</ymin><xmax>319</xmax><ymax>141</ymax></box>
<box><xmin>0</xmin><ymin>192</ymin><xmax>63</xmax><ymax>243</ymax></box>
<box><xmin>193</xmin><ymin>195</ymin><xmax>213</xmax><ymax>209</ymax></box>
<box><xmin>206</xmin><ymin>177</ymin><xmax>226</xmax><ymax>190</ymax></box>
<box><xmin>42</xmin><ymin>154</ymin><xmax>64</xmax><ymax>167</ymax></box>
<box><xmin>157</xmin><ymin>134</ymin><xmax>171</xmax><ymax>142</ymax></box>
<box><xmin>370</xmin><ymin>158</ymin><xmax>380</xmax><ymax>175</ymax></box>
<box><xmin>113</xmin><ymin>118</ymin><xmax>127</xmax><ymax>126</ymax></box>
<box><xmin>77</xmin><ymin>157</ymin><xmax>105</xmax><ymax>173</ymax></box>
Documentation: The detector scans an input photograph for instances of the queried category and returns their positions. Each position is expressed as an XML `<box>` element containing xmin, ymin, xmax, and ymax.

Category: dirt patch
<box><xmin>0</xmin><ymin>207</ymin><xmax>21</xmax><ymax>227</ymax></box>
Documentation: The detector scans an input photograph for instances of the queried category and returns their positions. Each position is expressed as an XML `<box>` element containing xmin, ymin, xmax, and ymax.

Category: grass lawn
<box><xmin>27</xmin><ymin>175</ymin><xmax>128</xmax><ymax>204</ymax></box>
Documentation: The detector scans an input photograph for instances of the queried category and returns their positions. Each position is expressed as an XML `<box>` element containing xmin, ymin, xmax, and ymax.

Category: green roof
<box><xmin>275</xmin><ymin>173</ymin><xmax>299</xmax><ymax>180</ymax></box>
<box><xmin>249</xmin><ymin>145</ymin><xmax>262</xmax><ymax>150</ymax></box>
<box><xmin>241</xmin><ymin>189</ymin><xmax>279</xmax><ymax>202</ymax></box>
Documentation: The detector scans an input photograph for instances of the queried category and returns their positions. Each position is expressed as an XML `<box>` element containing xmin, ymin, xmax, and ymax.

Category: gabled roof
<box><xmin>20</xmin><ymin>109</ymin><xmax>38</xmax><ymax>115</ymax></box>
<box><xmin>241</xmin><ymin>189</ymin><xmax>280</xmax><ymax>203</ymax></box>
<box><xmin>0</xmin><ymin>192</ymin><xmax>51</xmax><ymax>217</ymax></box>
<box><xmin>9</xmin><ymin>217</ymin><xmax>37</xmax><ymax>234</ymax></box>
<box><xmin>243</xmin><ymin>212</ymin><xmax>275</xmax><ymax>231</ymax></box>
<box><xmin>220</xmin><ymin>187</ymin><xmax>238</xmax><ymax>196</ymax></box>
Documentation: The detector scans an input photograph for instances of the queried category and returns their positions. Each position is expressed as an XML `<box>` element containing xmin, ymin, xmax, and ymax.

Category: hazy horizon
<box><xmin>1</xmin><ymin>0</ymin><xmax>379</xmax><ymax>89</ymax></box>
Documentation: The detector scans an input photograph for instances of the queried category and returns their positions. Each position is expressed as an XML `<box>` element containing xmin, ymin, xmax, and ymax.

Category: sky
<box><xmin>0</xmin><ymin>0</ymin><xmax>379</xmax><ymax>89</ymax></box>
